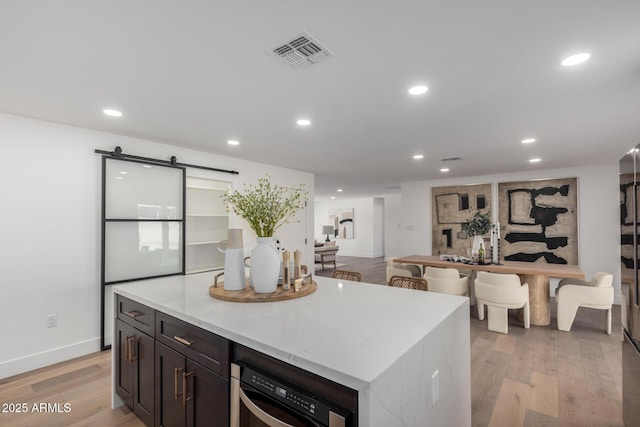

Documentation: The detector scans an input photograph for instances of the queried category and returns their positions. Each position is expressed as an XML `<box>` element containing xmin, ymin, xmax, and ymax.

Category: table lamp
<box><xmin>322</xmin><ymin>225</ymin><xmax>334</xmax><ymax>242</ymax></box>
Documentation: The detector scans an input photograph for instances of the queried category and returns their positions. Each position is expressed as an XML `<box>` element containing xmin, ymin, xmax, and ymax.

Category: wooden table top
<box><xmin>394</xmin><ymin>255</ymin><xmax>585</xmax><ymax>279</ymax></box>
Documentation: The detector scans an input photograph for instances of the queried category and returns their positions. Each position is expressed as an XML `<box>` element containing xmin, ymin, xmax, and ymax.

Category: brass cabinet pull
<box><xmin>124</xmin><ymin>310</ymin><xmax>143</xmax><ymax>318</ymax></box>
<box><xmin>174</xmin><ymin>367</ymin><xmax>184</xmax><ymax>399</ymax></box>
<box><xmin>125</xmin><ymin>336</ymin><xmax>136</xmax><ymax>364</ymax></box>
<box><xmin>129</xmin><ymin>336</ymin><xmax>138</xmax><ymax>362</ymax></box>
<box><xmin>183</xmin><ymin>371</ymin><xmax>194</xmax><ymax>406</ymax></box>
<box><xmin>126</xmin><ymin>336</ymin><xmax>132</xmax><ymax>363</ymax></box>
<box><xmin>173</xmin><ymin>335</ymin><xmax>197</xmax><ymax>346</ymax></box>
<box><xmin>124</xmin><ymin>336</ymin><xmax>131</xmax><ymax>364</ymax></box>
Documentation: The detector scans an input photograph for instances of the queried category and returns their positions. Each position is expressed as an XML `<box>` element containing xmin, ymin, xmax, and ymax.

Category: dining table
<box><xmin>394</xmin><ymin>255</ymin><xmax>585</xmax><ymax>326</ymax></box>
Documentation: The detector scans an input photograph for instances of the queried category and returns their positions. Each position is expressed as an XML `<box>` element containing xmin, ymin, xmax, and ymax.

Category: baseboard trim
<box><xmin>0</xmin><ymin>337</ymin><xmax>101</xmax><ymax>379</ymax></box>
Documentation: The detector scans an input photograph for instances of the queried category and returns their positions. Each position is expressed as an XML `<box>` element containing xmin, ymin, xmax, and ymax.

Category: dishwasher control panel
<box><xmin>241</xmin><ymin>365</ymin><xmax>333</xmax><ymax>423</ymax></box>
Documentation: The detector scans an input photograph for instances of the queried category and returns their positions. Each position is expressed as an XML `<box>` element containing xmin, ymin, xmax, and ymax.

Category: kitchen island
<box><xmin>112</xmin><ymin>272</ymin><xmax>470</xmax><ymax>426</ymax></box>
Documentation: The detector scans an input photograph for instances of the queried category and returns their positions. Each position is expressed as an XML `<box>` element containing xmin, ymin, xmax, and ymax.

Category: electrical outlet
<box><xmin>431</xmin><ymin>370</ymin><xmax>439</xmax><ymax>406</ymax></box>
<box><xmin>46</xmin><ymin>314</ymin><xmax>57</xmax><ymax>328</ymax></box>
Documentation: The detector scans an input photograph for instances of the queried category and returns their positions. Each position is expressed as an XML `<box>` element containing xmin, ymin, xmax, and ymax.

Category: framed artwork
<box><xmin>431</xmin><ymin>184</ymin><xmax>492</xmax><ymax>255</ymax></box>
<box><xmin>329</xmin><ymin>208</ymin><xmax>354</xmax><ymax>239</ymax></box>
<box><xmin>498</xmin><ymin>177</ymin><xmax>578</xmax><ymax>264</ymax></box>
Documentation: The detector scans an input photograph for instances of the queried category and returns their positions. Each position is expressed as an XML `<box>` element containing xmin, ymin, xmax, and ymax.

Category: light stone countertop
<box><xmin>113</xmin><ymin>271</ymin><xmax>466</xmax><ymax>390</ymax></box>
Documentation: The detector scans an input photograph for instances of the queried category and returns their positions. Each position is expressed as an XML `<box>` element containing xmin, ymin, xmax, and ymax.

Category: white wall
<box><xmin>314</xmin><ymin>197</ymin><xmax>384</xmax><ymax>258</ymax></box>
<box><xmin>400</xmin><ymin>165</ymin><xmax>621</xmax><ymax>301</ymax></box>
<box><xmin>0</xmin><ymin>113</ymin><xmax>314</xmax><ymax>378</ymax></box>
<box><xmin>383</xmin><ymin>193</ymin><xmax>405</xmax><ymax>258</ymax></box>
<box><xmin>373</xmin><ymin>198</ymin><xmax>384</xmax><ymax>257</ymax></box>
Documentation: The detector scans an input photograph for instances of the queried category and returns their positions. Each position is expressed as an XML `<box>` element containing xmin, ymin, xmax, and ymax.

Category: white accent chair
<box><xmin>424</xmin><ymin>267</ymin><xmax>470</xmax><ymax>299</ymax></box>
<box><xmin>474</xmin><ymin>271</ymin><xmax>530</xmax><ymax>334</ymax></box>
<box><xmin>385</xmin><ymin>258</ymin><xmax>421</xmax><ymax>284</ymax></box>
<box><xmin>555</xmin><ymin>272</ymin><xmax>613</xmax><ymax>334</ymax></box>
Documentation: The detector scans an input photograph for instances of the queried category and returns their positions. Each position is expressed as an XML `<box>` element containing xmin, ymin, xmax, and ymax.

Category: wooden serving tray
<box><xmin>209</xmin><ymin>279</ymin><xmax>317</xmax><ymax>302</ymax></box>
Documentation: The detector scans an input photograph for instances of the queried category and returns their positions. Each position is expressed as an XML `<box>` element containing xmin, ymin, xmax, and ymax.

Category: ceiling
<box><xmin>1</xmin><ymin>1</ymin><xmax>640</xmax><ymax>199</ymax></box>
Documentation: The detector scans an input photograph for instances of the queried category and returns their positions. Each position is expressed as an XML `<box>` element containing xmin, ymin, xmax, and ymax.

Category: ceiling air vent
<box><xmin>440</xmin><ymin>157</ymin><xmax>463</xmax><ymax>162</ymax></box>
<box><xmin>270</xmin><ymin>32</ymin><xmax>334</xmax><ymax>70</ymax></box>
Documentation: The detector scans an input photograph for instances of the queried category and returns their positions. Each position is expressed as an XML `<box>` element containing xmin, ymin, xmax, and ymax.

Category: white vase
<box><xmin>218</xmin><ymin>229</ymin><xmax>246</xmax><ymax>291</ymax></box>
<box><xmin>472</xmin><ymin>236</ymin><xmax>484</xmax><ymax>253</ymax></box>
<box><xmin>250</xmin><ymin>237</ymin><xmax>280</xmax><ymax>293</ymax></box>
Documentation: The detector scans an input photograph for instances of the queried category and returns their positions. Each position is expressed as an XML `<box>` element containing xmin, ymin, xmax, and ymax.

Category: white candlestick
<box><xmin>491</xmin><ymin>229</ymin><xmax>498</xmax><ymax>263</ymax></box>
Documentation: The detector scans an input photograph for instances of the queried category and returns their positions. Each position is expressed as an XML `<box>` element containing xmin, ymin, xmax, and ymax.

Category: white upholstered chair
<box><xmin>424</xmin><ymin>267</ymin><xmax>469</xmax><ymax>299</ymax></box>
<box><xmin>474</xmin><ymin>271</ymin><xmax>530</xmax><ymax>334</ymax></box>
<box><xmin>555</xmin><ymin>272</ymin><xmax>613</xmax><ymax>334</ymax></box>
<box><xmin>385</xmin><ymin>258</ymin><xmax>421</xmax><ymax>284</ymax></box>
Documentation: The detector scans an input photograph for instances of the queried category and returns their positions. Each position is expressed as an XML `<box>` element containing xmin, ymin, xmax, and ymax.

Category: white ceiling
<box><xmin>1</xmin><ymin>1</ymin><xmax>640</xmax><ymax>198</ymax></box>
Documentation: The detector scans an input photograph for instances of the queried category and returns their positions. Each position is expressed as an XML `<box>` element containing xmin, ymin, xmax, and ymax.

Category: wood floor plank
<box><xmin>31</xmin><ymin>364</ymin><xmax>103</xmax><ymax>393</ymax></box>
<box><xmin>528</xmin><ymin>371</ymin><xmax>558</xmax><ymax>417</ymax></box>
<box><xmin>523</xmin><ymin>409</ymin><xmax>558</xmax><ymax>427</ymax></box>
<box><xmin>492</xmin><ymin>334</ymin><xmax>516</xmax><ymax>354</ymax></box>
<box><xmin>488</xmin><ymin>378</ymin><xmax>532</xmax><ymax>427</ymax></box>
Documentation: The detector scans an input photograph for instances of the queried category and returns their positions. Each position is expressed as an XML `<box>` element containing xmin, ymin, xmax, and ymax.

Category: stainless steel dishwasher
<box><xmin>230</xmin><ymin>362</ymin><xmax>352</xmax><ymax>427</ymax></box>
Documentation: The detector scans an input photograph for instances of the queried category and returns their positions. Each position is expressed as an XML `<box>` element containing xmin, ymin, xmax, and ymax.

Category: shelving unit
<box><xmin>185</xmin><ymin>176</ymin><xmax>230</xmax><ymax>274</ymax></box>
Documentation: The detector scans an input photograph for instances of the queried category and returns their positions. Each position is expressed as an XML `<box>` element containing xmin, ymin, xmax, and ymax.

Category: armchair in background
<box><xmin>385</xmin><ymin>258</ymin><xmax>422</xmax><ymax>284</ymax></box>
<box><xmin>314</xmin><ymin>242</ymin><xmax>340</xmax><ymax>270</ymax></box>
<box><xmin>475</xmin><ymin>271</ymin><xmax>530</xmax><ymax>334</ymax></box>
<box><xmin>424</xmin><ymin>267</ymin><xmax>470</xmax><ymax>301</ymax></box>
<box><xmin>555</xmin><ymin>272</ymin><xmax>613</xmax><ymax>334</ymax></box>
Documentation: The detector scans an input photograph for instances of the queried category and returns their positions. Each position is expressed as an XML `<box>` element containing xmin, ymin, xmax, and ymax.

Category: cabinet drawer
<box><xmin>116</xmin><ymin>295</ymin><xmax>155</xmax><ymax>336</ymax></box>
<box><xmin>155</xmin><ymin>311</ymin><xmax>229</xmax><ymax>378</ymax></box>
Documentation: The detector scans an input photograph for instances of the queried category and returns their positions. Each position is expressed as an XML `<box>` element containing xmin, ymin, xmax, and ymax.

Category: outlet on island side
<box><xmin>431</xmin><ymin>370</ymin><xmax>439</xmax><ymax>406</ymax></box>
<box><xmin>46</xmin><ymin>314</ymin><xmax>57</xmax><ymax>328</ymax></box>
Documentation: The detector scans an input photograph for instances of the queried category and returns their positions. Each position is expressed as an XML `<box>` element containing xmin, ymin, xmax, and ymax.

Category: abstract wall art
<box><xmin>498</xmin><ymin>178</ymin><xmax>578</xmax><ymax>264</ymax></box>
<box><xmin>431</xmin><ymin>184</ymin><xmax>492</xmax><ymax>255</ymax></box>
<box><xmin>329</xmin><ymin>208</ymin><xmax>354</xmax><ymax>239</ymax></box>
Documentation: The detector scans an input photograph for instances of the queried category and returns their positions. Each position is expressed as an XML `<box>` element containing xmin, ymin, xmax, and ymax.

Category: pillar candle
<box><xmin>282</xmin><ymin>251</ymin><xmax>291</xmax><ymax>290</ymax></box>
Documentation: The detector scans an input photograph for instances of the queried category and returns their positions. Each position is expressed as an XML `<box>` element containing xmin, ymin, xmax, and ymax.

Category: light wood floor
<box><xmin>1</xmin><ymin>256</ymin><xmax>623</xmax><ymax>426</ymax></box>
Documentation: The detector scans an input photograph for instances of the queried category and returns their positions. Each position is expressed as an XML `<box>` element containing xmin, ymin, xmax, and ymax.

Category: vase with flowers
<box><xmin>223</xmin><ymin>174</ymin><xmax>308</xmax><ymax>293</ymax></box>
<box><xmin>461</xmin><ymin>210</ymin><xmax>492</xmax><ymax>263</ymax></box>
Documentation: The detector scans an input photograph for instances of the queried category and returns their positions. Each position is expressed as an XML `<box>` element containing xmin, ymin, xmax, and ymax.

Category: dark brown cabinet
<box><xmin>115</xmin><ymin>296</ymin><xmax>231</xmax><ymax>427</ymax></box>
<box><xmin>155</xmin><ymin>342</ymin><xmax>229</xmax><ymax>427</ymax></box>
<box><xmin>154</xmin><ymin>311</ymin><xmax>229</xmax><ymax>427</ymax></box>
<box><xmin>115</xmin><ymin>319</ymin><xmax>155</xmax><ymax>427</ymax></box>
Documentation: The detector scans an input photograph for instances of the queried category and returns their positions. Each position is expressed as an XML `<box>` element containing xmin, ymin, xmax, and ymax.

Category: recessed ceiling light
<box><xmin>103</xmin><ymin>109</ymin><xmax>123</xmax><ymax>117</ymax></box>
<box><xmin>297</xmin><ymin>119</ymin><xmax>311</xmax><ymax>126</ymax></box>
<box><xmin>116</xmin><ymin>176</ymin><xmax>124</xmax><ymax>180</ymax></box>
<box><xmin>440</xmin><ymin>168</ymin><xmax>450</xmax><ymax>172</ymax></box>
<box><xmin>529</xmin><ymin>158</ymin><xmax>541</xmax><ymax>163</ymax></box>
<box><xmin>142</xmin><ymin>165</ymin><xmax>152</xmax><ymax>169</ymax></box>
<box><xmin>521</xmin><ymin>138</ymin><xmax>536</xmax><ymax>144</ymax></box>
<box><xmin>119</xmin><ymin>171</ymin><xmax>128</xmax><ymax>175</ymax></box>
<box><xmin>413</xmin><ymin>154</ymin><xmax>424</xmax><ymax>160</ymax></box>
<box><xmin>408</xmin><ymin>85</ymin><xmax>428</xmax><ymax>95</ymax></box>
<box><xmin>337</xmin><ymin>189</ymin><xmax>343</xmax><ymax>192</ymax></box>
<box><xmin>330</xmin><ymin>196</ymin><xmax>335</xmax><ymax>200</ymax></box>
<box><xmin>227</xmin><ymin>140</ymin><xmax>240</xmax><ymax>146</ymax></box>
<box><xmin>561</xmin><ymin>53</ymin><xmax>591</xmax><ymax>67</ymax></box>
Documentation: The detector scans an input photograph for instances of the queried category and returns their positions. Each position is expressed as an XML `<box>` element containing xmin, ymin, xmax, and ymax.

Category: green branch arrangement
<box><xmin>461</xmin><ymin>210</ymin><xmax>492</xmax><ymax>237</ymax></box>
<box><xmin>222</xmin><ymin>174</ymin><xmax>308</xmax><ymax>237</ymax></box>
